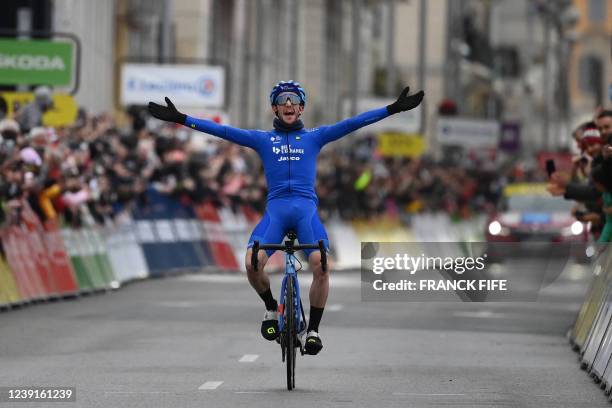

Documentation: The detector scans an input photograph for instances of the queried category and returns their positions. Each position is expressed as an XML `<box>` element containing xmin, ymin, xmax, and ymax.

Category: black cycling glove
<box><xmin>386</xmin><ymin>87</ymin><xmax>425</xmax><ymax>115</ymax></box>
<box><xmin>148</xmin><ymin>97</ymin><xmax>187</xmax><ymax>125</ymax></box>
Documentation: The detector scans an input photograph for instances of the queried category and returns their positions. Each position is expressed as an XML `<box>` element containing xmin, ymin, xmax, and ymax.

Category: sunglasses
<box><xmin>274</xmin><ymin>92</ymin><xmax>302</xmax><ymax>106</ymax></box>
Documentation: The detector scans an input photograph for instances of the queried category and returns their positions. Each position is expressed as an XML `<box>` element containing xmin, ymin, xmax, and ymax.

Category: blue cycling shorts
<box><xmin>247</xmin><ymin>197</ymin><xmax>329</xmax><ymax>257</ymax></box>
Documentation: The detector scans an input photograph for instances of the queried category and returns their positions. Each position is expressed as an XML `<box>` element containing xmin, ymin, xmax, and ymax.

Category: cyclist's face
<box><xmin>272</xmin><ymin>98</ymin><xmax>304</xmax><ymax>124</ymax></box>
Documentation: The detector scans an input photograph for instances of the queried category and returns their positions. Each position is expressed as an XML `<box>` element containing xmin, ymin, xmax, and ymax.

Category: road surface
<box><xmin>0</xmin><ymin>258</ymin><xmax>606</xmax><ymax>407</ymax></box>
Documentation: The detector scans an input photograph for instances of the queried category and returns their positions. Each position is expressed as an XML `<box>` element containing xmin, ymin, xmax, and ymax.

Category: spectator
<box><xmin>548</xmin><ymin>111</ymin><xmax>612</xmax><ymax>241</ymax></box>
<box><xmin>15</xmin><ymin>86</ymin><xmax>54</xmax><ymax>133</ymax></box>
<box><xmin>596</xmin><ymin>110</ymin><xmax>612</xmax><ymax>144</ymax></box>
<box><xmin>591</xmin><ymin>165</ymin><xmax>612</xmax><ymax>243</ymax></box>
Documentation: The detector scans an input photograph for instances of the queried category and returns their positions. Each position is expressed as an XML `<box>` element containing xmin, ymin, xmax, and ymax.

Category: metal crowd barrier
<box><xmin>569</xmin><ymin>245</ymin><xmax>612</xmax><ymax>399</ymax></box>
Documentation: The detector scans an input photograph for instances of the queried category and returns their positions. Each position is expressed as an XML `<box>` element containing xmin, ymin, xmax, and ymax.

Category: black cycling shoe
<box><xmin>304</xmin><ymin>331</ymin><xmax>323</xmax><ymax>355</ymax></box>
<box><xmin>261</xmin><ymin>310</ymin><xmax>279</xmax><ymax>341</ymax></box>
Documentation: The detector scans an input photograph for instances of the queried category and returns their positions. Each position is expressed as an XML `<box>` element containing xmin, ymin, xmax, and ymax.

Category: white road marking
<box><xmin>239</xmin><ymin>354</ymin><xmax>259</xmax><ymax>362</ymax></box>
<box><xmin>198</xmin><ymin>381</ymin><xmax>223</xmax><ymax>390</ymax></box>
<box><xmin>327</xmin><ymin>304</ymin><xmax>344</xmax><ymax>312</ymax></box>
<box><xmin>393</xmin><ymin>392</ymin><xmax>466</xmax><ymax>396</ymax></box>
<box><xmin>158</xmin><ymin>301</ymin><xmax>200</xmax><ymax>308</ymax></box>
<box><xmin>104</xmin><ymin>391</ymin><xmax>170</xmax><ymax>395</ymax></box>
<box><xmin>235</xmin><ymin>391</ymin><xmax>268</xmax><ymax>394</ymax></box>
<box><xmin>453</xmin><ymin>310</ymin><xmax>504</xmax><ymax>318</ymax></box>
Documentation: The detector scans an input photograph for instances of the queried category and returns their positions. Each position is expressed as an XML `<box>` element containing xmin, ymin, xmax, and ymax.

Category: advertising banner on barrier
<box><xmin>61</xmin><ymin>229</ymin><xmax>94</xmax><ymax>291</ymax></box>
<box><xmin>86</xmin><ymin>229</ymin><xmax>117</xmax><ymax>288</ymax></box>
<box><xmin>76</xmin><ymin>229</ymin><xmax>108</xmax><ymax>289</ymax></box>
<box><xmin>25</xmin><ymin>227</ymin><xmax>57</xmax><ymax>296</ymax></box>
<box><xmin>0</xmin><ymin>254</ymin><xmax>20</xmax><ymax>305</ymax></box>
<box><xmin>104</xmin><ymin>222</ymin><xmax>149</xmax><ymax>283</ymax></box>
<box><xmin>120</xmin><ymin>63</ymin><xmax>225</xmax><ymax>108</ymax></box>
<box><xmin>2</xmin><ymin>227</ymin><xmax>46</xmax><ymax>300</ymax></box>
<box><xmin>43</xmin><ymin>221</ymin><xmax>79</xmax><ymax>294</ymax></box>
<box><xmin>195</xmin><ymin>202</ymin><xmax>240</xmax><ymax>270</ymax></box>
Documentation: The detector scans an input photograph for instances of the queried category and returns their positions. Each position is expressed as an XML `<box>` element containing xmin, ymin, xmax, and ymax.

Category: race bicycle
<box><xmin>251</xmin><ymin>231</ymin><xmax>327</xmax><ymax>390</ymax></box>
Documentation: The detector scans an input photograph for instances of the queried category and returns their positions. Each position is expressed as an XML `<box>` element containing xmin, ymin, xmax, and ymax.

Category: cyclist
<box><xmin>148</xmin><ymin>81</ymin><xmax>424</xmax><ymax>355</ymax></box>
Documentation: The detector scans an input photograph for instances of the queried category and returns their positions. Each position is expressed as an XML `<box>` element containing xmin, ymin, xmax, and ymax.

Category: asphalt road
<box><xmin>0</xmin><ymin>258</ymin><xmax>608</xmax><ymax>408</ymax></box>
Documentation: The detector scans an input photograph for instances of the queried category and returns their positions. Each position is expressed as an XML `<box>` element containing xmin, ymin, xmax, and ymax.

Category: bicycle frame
<box><xmin>278</xmin><ymin>252</ymin><xmax>302</xmax><ymax>334</ymax></box>
<box><xmin>251</xmin><ymin>235</ymin><xmax>326</xmax><ymax>390</ymax></box>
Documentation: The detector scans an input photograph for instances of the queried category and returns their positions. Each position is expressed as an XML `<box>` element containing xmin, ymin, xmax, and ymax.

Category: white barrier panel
<box><xmin>327</xmin><ymin>219</ymin><xmax>361</xmax><ymax>270</ymax></box>
<box><xmin>591</xmin><ymin>300</ymin><xmax>612</xmax><ymax>381</ymax></box>
<box><xmin>122</xmin><ymin>223</ymin><xmax>149</xmax><ymax>281</ymax></box>
<box><xmin>218</xmin><ymin>208</ymin><xmax>250</xmax><ymax>268</ymax></box>
<box><xmin>579</xmin><ymin>250</ymin><xmax>612</xmax><ymax>378</ymax></box>
<box><xmin>316</xmin><ymin>214</ymin><xmax>486</xmax><ymax>271</ymax></box>
<box><xmin>581</xmin><ymin>288</ymin><xmax>612</xmax><ymax>372</ymax></box>
<box><xmin>105</xmin><ymin>222</ymin><xmax>149</xmax><ymax>283</ymax></box>
<box><xmin>412</xmin><ymin>213</ymin><xmax>485</xmax><ymax>242</ymax></box>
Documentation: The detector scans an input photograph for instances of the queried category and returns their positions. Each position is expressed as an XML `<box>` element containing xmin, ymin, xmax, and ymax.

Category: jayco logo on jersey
<box><xmin>272</xmin><ymin>145</ymin><xmax>305</xmax><ymax>161</ymax></box>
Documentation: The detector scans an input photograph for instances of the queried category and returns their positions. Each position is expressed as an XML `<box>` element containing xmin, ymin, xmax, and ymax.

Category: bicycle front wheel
<box><xmin>285</xmin><ymin>276</ymin><xmax>296</xmax><ymax>390</ymax></box>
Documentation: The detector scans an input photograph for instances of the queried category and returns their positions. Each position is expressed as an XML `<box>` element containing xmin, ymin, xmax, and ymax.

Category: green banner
<box><xmin>0</xmin><ymin>39</ymin><xmax>73</xmax><ymax>86</ymax></box>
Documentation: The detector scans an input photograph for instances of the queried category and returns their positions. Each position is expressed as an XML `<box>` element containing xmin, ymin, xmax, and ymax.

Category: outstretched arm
<box><xmin>316</xmin><ymin>87</ymin><xmax>424</xmax><ymax>146</ymax></box>
<box><xmin>148</xmin><ymin>97</ymin><xmax>259</xmax><ymax>149</ymax></box>
<box><xmin>316</xmin><ymin>107</ymin><xmax>389</xmax><ymax>146</ymax></box>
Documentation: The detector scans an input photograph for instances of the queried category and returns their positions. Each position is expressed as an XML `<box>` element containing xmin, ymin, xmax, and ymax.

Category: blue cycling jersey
<box><xmin>184</xmin><ymin>107</ymin><xmax>389</xmax><ymax>204</ymax></box>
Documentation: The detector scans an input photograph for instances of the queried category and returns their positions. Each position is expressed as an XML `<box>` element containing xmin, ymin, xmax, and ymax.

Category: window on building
<box><xmin>588</xmin><ymin>0</ymin><xmax>606</xmax><ymax>22</ymax></box>
<box><xmin>579</xmin><ymin>55</ymin><xmax>604</xmax><ymax>105</ymax></box>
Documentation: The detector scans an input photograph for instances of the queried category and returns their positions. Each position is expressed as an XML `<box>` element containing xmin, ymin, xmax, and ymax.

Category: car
<box><xmin>485</xmin><ymin>183</ymin><xmax>590</xmax><ymax>261</ymax></box>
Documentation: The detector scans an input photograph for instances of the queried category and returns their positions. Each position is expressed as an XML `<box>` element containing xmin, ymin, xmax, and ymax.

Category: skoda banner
<box><xmin>120</xmin><ymin>63</ymin><xmax>225</xmax><ymax>108</ymax></box>
<box><xmin>0</xmin><ymin>39</ymin><xmax>74</xmax><ymax>86</ymax></box>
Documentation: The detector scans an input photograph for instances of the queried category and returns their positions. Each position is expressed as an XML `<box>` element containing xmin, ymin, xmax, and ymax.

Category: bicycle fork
<box><xmin>278</xmin><ymin>255</ymin><xmax>305</xmax><ymax>342</ymax></box>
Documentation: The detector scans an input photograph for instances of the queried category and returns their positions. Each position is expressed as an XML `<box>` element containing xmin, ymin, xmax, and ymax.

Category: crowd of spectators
<box><xmin>0</xmin><ymin>104</ymin><xmax>264</xmax><ymax>228</ymax></box>
<box><xmin>1</xmin><ymin>94</ymin><xmax>527</xmax><ymax>230</ymax></box>
<box><xmin>547</xmin><ymin>109</ymin><xmax>612</xmax><ymax>243</ymax></box>
<box><xmin>316</xmin><ymin>136</ymin><xmax>508</xmax><ymax>221</ymax></box>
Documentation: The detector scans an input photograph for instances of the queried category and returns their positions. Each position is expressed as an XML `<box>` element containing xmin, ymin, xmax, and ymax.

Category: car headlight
<box><xmin>488</xmin><ymin>220</ymin><xmax>510</xmax><ymax>236</ymax></box>
<box><xmin>488</xmin><ymin>221</ymin><xmax>502</xmax><ymax>235</ymax></box>
<box><xmin>561</xmin><ymin>221</ymin><xmax>585</xmax><ymax>236</ymax></box>
<box><xmin>570</xmin><ymin>221</ymin><xmax>584</xmax><ymax>235</ymax></box>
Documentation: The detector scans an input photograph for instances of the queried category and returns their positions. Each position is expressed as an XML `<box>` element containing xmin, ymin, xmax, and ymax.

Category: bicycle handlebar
<box><xmin>251</xmin><ymin>240</ymin><xmax>327</xmax><ymax>273</ymax></box>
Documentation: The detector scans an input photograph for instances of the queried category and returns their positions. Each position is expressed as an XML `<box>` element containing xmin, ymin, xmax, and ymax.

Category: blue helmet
<box><xmin>269</xmin><ymin>80</ymin><xmax>306</xmax><ymax>106</ymax></box>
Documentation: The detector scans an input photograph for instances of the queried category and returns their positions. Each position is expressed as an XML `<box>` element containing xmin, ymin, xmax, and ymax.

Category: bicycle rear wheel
<box><xmin>285</xmin><ymin>276</ymin><xmax>296</xmax><ymax>390</ymax></box>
